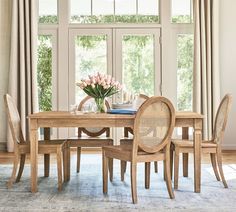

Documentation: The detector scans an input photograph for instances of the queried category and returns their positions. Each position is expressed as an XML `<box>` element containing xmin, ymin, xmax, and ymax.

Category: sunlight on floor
<box><xmin>206</xmin><ymin>164</ymin><xmax>236</xmax><ymax>180</ymax></box>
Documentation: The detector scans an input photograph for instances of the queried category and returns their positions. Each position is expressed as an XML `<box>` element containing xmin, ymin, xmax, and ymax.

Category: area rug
<box><xmin>0</xmin><ymin>154</ymin><xmax>236</xmax><ymax>212</ymax></box>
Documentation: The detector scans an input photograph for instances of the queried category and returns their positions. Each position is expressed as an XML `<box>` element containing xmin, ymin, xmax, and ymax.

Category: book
<box><xmin>107</xmin><ymin>109</ymin><xmax>137</xmax><ymax>115</ymax></box>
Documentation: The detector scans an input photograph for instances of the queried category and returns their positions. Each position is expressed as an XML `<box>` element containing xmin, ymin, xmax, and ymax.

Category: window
<box><xmin>115</xmin><ymin>29</ymin><xmax>160</xmax><ymax>97</ymax></box>
<box><xmin>177</xmin><ymin>34</ymin><xmax>194</xmax><ymax>111</ymax></box>
<box><xmin>70</xmin><ymin>0</ymin><xmax>159</xmax><ymax>23</ymax></box>
<box><xmin>39</xmin><ymin>0</ymin><xmax>58</xmax><ymax>24</ymax></box>
<box><xmin>37</xmin><ymin>35</ymin><xmax>53</xmax><ymax>111</ymax></box>
<box><xmin>171</xmin><ymin>0</ymin><xmax>193</xmax><ymax>23</ymax></box>
<box><xmin>74</xmin><ymin>34</ymin><xmax>109</xmax><ymax>103</ymax></box>
<box><xmin>38</xmin><ymin>0</ymin><xmax>194</xmax><ymax>139</ymax></box>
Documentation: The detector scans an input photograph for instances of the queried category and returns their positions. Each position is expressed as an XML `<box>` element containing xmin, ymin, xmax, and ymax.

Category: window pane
<box><xmin>39</xmin><ymin>0</ymin><xmax>57</xmax><ymax>24</ymax></box>
<box><xmin>172</xmin><ymin>0</ymin><xmax>191</xmax><ymax>23</ymax></box>
<box><xmin>37</xmin><ymin>35</ymin><xmax>53</xmax><ymax>111</ymax></box>
<box><xmin>115</xmin><ymin>0</ymin><xmax>136</xmax><ymax>23</ymax></box>
<box><xmin>122</xmin><ymin>35</ymin><xmax>155</xmax><ymax>96</ymax></box>
<box><xmin>138</xmin><ymin>0</ymin><xmax>158</xmax><ymax>15</ymax></box>
<box><xmin>115</xmin><ymin>0</ymin><xmax>136</xmax><ymax>15</ymax></box>
<box><xmin>71</xmin><ymin>0</ymin><xmax>91</xmax><ymax>23</ymax></box>
<box><xmin>138</xmin><ymin>0</ymin><xmax>159</xmax><ymax>23</ymax></box>
<box><xmin>93</xmin><ymin>0</ymin><xmax>114</xmax><ymax>15</ymax></box>
<box><xmin>75</xmin><ymin>35</ymin><xmax>108</xmax><ymax>103</ymax></box>
<box><xmin>177</xmin><ymin>34</ymin><xmax>194</xmax><ymax>111</ymax></box>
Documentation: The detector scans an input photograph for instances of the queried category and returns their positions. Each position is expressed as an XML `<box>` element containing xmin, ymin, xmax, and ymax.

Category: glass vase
<box><xmin>94</xmin><ymin>97</ymin><xmax>106</xmax><ymax>113</ymax></box>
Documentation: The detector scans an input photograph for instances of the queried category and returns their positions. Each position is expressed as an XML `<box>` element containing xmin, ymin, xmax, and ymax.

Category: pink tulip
<box><xmin>85</xmin><ymin>79</ymin><xmax>91</xmax><ymax>85</ymax></box>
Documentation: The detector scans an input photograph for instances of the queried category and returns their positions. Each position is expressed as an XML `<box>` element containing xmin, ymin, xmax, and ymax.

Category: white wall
<box><xmin>0</xmin><ymin>0</ymin><xmax>11</xmax><ymax>150</ymax></box>
<box><xmin>220</xmin><ymin>0</ymin><xmax>236</xmax><ymax>149</ymax></box>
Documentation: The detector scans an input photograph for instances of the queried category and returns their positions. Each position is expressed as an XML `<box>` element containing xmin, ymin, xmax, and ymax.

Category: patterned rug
<box><xmin>0</xmin><ymin>154</ymin><xmax>236</xmax><ymax>212</ymax></box>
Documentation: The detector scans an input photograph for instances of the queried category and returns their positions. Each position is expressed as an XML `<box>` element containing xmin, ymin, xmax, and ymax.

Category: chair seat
<box><xmin>172</xmin><ymin>139</ymin><xmax>217</xmax><ymax>148</ymax></box>
<box><xmin>103</xmin><ymin>145</ymin><xmax>165</xmax><ymax>162</ymax></box>
<box><xmin>68</xmin><ymin>136</ymin><xmax>113</xmax><ymax>148</ymax></box>
<box><xmin>120</xmin><ymin>137</ymin><xmax>133</xmax><ymax>145</ymax></box>
<box><xmin>68</xmin><ymin>136</ymin><xmax>113</xmax><ymax>141</ymax></box>
<box><xmin>18</xmin><ymin>140</ymin><xmax>67</xmax><ymax>154</ymax></box>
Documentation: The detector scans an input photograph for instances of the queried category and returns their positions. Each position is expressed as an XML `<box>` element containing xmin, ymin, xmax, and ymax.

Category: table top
<box><xmin>28</xmin><ymin>111</ymin><xmax>204</xmax><ymax>119</ymax></box>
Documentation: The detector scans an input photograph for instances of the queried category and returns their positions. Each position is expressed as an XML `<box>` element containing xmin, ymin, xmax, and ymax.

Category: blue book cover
<box><xmin>107</xmin><ymin>109</ymin><xmax>137</xmax><ymax>115</ymax></box>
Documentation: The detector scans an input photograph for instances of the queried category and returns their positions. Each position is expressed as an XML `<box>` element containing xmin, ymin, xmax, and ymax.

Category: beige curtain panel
<box><xmin>193</xmin><ymin>0</ymin><xmax>220</xmax><ymax>140</ymax></box>
<box><xmin>7</xmin><ymin>0</ymin><xmax>38</xmax><ymax>152</ymax></box>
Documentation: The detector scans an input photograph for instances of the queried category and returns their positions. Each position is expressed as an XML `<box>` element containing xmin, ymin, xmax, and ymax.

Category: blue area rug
<box><xmin>0</xmin><ymin>154</ymin><xmax>236</xmax><ymax>211</ymax></box>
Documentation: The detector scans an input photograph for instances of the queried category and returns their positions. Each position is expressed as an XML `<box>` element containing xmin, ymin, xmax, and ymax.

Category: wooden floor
<box><xmin>0</xmin><ymin>149</ymin><xmax>236</xmax><ymax>164</ymax></box>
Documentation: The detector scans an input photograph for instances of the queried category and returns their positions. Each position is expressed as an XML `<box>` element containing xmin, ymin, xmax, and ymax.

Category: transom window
<box><xmin>70</xmin><ymin>0</ymin><xmax>159</xmax><ymax>23</ymax></box>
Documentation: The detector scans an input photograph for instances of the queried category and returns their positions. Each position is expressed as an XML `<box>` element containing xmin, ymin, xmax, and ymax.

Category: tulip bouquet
<box><xmin>76</xmin><ymin>72</ymin><xmax>122</xmax><ymax>112</ymax></box>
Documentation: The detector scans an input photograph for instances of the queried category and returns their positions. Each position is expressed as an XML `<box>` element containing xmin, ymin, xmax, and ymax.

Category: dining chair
<box><xmin>4</xmin><ymin>94</ymin><xmax>69</xmax><ymax>191</ymax></box>
<box><xmin>119</xmin><ymin>94</ymin><xmax>159</xmax><ymax>180</ymax></box>
<box><xmin>68</xmin><ymin>96</ymin><xmax>114</xmax><ymax>177</ymax></box>
<box><xmin>171</xmin><ymin>94</ymin><xmax>232</xmax><ymax>190</ymax></box>
<box><xmin>102</xmin><ymin>96</ymin><xmax>176</xmax><ymax>203</ymax></box>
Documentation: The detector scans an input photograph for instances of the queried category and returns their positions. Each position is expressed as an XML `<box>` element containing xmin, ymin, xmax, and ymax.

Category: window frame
<box><xmin>38</xmin><ymin>0</ymin><xmax>194</xmax><ymax>139</ymax></box>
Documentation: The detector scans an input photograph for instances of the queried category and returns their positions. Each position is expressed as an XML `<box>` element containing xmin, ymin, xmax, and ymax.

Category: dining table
<box><xmin>28</xmin><ymin>111</ymin><xmax>203</xmax><ymax>193</ymax></box>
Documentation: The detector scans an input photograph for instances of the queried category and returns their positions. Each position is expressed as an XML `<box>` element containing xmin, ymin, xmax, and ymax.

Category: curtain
<box><xmin>193</xmin><ymin>0</ymin><xmax>220</xmax><ymax>140</ymax></box>
<box><xmin>7</xmin><ymin>0</ymin><xmax>38</xmax><ymax>152</ymax></box>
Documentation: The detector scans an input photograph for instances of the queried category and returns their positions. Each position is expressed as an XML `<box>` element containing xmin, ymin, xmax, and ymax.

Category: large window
<box><xmin>38</xmin><ymin>0</ymin><xmax>194</xmax><ymax>138</ymax></box>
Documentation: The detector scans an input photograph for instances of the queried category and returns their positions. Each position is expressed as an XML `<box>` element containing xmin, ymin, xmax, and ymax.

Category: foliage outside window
<box><xmin>177</xmin><ymin>34</ymin><xmax>194</xmax><ymax>111</ymax></box>
<box><xmin>75</xmin><ymin>35</ymin><xmax>107</xmax><ymax>103</ymax></box>
<box><xmin>122</xmin><ymin>35</ymin><xmax>155</xmax><ymax>96</ymax></box>
<box><xmin>37</xmin><ymin>35</ymin><xmax>53</xmax><ymax>111</ymax></box>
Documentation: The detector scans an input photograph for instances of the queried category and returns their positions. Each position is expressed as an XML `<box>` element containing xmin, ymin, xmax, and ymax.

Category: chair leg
<box><xmin>102</xmin><ymin>150</ymin><xmax>108</xmax><ymax>194</ymax></box>
<box><xmin>210</xmin><ymin>153</ymin><xmax>220</xmax><ymax>181</ymax></box>
<box><xmin>183</xmin><ymin>153</ymin><xmax>188</xmax><ymax>177</ymax></box>
<box><xmin>77</xmin><ymin>147</ymin><xmax>81</xmax><ymax>173</ymax></box>
<box><xmin>174</xmin><ymin>149</ymin><xmax>180</xmax><ymax>190</ymax></box>
<box><xmin>7</xmin><ymin>153</ymin><xmax>19</xmax><ymax>188</ymax></box>
<box><xmin>154</xmin><ymin>161</ymin><xmax>158</xmax><ymax>173</ymax></box>
<box><xmin>67</xmin><ymin>144</ymin><xmax>71</xmax><ymax>181</ymax></box>
<box><xmin>121</xmin><ymin>160</ymin><xmax>127</xmax><ymax>181</ymax></box>
<box><xmin>56</xmin><ymin>149</ymin><xmax>63</xmax><ymax>191</ymax></box>
<box><xmin>44</xmin><ymin>154</ymin><xmax>50</xmax><ymax>177</ymax></box>
<box><xmin>170</xmin><ymin>147</ymin><xmax>174</xmax><ymax>179</ymax></box>
<box><xmin>165</xmin><ymin>147</ymin><xmax>175</xmax><ymax>199</ymax></box>
<box><xmin>16</xmin><ymin>154</ymin><xmax>26</xmax><ymax>183</ymax></box>
<box><xmin>108</xmin><ymin>158</ymin><xmax>113</xmax><ymax>182</ymax></box>
<box><xmin>63</xmin><ymin>146</ymin><xmax>68</xmax><ymax>182</ymax></box>
<box><xmin>163</xmin><ymin>160</ymin><xmax>166</xmax><ymax>181</ymax></box>
<box><xmin>145</xmin><ymin>162</ymin><xmax>150</xmax><ymax>189</ymax></box>
<box><xmin>130</xmin><ymin>162</ymin><xmax>137</xmax><ymax>204</ymax></box>
<box><xmin>216</xmin><ymin>149</ymin><xmax>228</xmax><ymax>188</ymax></box>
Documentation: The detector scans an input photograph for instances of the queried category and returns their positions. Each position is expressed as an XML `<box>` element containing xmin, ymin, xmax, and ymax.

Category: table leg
<box><xmin>193</xmin><ymin>119</ymin><xmax>202</xmax><ymax>193</ymax></box>
<box><xmin>44</xmin><ymin>128</ymin><xmax>50</xmax><ymax>177</ymax></box>
<box><xmin>182</xmin><ymin>127</ymin><xmax>189</xmax><ymax>177</ymax></box>
<box><xmin>30</xmin><ymin>119</ymin><xmax>38</xmax><ymax>193</ymax></box>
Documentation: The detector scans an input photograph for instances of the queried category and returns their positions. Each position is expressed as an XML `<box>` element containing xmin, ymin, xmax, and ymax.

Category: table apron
<box><xmin>37</xmin><ymin>118</ymin><xmax>134</xmax><ymax>128</ymax></box>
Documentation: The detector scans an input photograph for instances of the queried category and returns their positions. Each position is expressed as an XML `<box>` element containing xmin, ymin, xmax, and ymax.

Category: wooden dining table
<box><xmin>28</xmin><ymin>111</ymin><xmax>203</xmax><ymax>193</ymax></box>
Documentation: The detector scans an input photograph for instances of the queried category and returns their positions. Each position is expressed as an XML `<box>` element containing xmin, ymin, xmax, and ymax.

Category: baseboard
<box><xmin>222</xmin><ymin>144</ymin><xmax>236</xmax><ymax>150</ymax></box>
<box><xmin>0</xmin><ymin>142</ymin><xmax>7</xmax><ymax>151</ymax></box>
